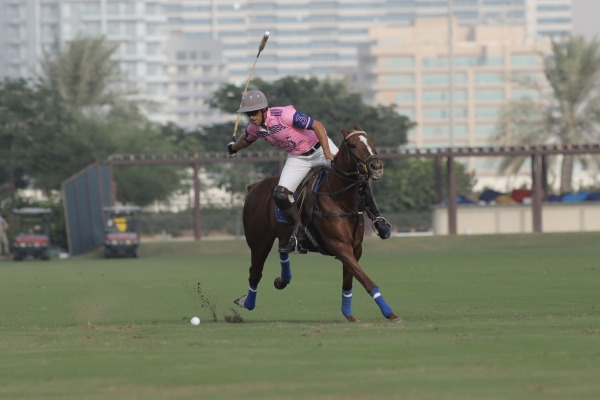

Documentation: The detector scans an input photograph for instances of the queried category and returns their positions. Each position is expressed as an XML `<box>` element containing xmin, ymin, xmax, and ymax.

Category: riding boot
<box><xmin>278</xmin><ymin>224</ymin><xmax>307</xmax><ymax>254</ymax></box>
<box><xmin>273</xmin><ymin>185</ymin><xmax>307</xmax><ymax>253</ymax></box>
<box><xmin>363</xmin><ymin>186</ymin><xmax>392</xmax><ymax>239</ymax></box>
<box><xmin>278</xmin><ymin>211</ymin><xmax>307</xmax><ymax>254</ymax></box>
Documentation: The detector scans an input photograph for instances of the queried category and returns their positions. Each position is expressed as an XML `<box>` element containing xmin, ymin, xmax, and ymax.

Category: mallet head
<box><xmin>258</xmin><ymin>31</ymin><xmax>270</xmax><ymax>53</ymax></box>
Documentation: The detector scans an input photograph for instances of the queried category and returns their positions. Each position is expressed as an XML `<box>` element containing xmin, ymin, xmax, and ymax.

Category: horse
<box><xmin>234</xmin><ymin>126</ymin><xmax>402</xmax><ymax>322</ymax></box>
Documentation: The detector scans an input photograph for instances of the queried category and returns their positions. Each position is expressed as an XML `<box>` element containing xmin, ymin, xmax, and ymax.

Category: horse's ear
<box><xmin>341</xmin><ymin>129</ymin><xmax>349</xmax><ymax>137</ymax></box>
<box><xmin>353</xmin><ymin>124</ymin><xmax>362</xmax><ymax>131</ymax></box>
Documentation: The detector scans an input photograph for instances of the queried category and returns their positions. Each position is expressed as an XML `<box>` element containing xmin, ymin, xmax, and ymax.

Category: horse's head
<box><xmin>337</xmin><ymin>125</ymin><xmax>384</xmax><ymax>181</ymax></box>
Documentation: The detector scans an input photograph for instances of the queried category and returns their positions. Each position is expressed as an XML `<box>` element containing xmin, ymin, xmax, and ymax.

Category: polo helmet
<box><xmin>238</xmin><ymin>90</ymin><xmax>268</xmax><ymax>113</ymax></box>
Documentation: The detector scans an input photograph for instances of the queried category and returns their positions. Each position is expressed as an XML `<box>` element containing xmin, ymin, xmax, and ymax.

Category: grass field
<box><xmin>0</xmin><ymin>233</ymin><xmax>599</xmax><ymax>400</ymax></box>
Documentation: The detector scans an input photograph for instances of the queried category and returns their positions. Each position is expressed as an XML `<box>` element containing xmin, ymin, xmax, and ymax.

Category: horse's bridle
<box><xmin>335</xmin><ymin>130</ymin><xmax>381</xmax><ymax>181</ymax></box>
<box><xmin>314</xmin><ymin>130</ymin><xmax>380</xmax><ymax>221</ymax></box>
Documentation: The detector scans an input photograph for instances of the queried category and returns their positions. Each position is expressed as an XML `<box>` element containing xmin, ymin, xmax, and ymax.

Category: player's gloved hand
<box><xmin>227</xmin><ymin>137</ymin><xmax>237</xmax><ymax>156</ymax></box>
<box><xmin>324</xmin><ymin>153</ymin><xmax>334</xmax><ymax>167</ymax></box>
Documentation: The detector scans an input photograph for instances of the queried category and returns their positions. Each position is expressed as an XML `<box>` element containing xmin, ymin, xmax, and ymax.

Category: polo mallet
<box><xmin>231</xmin><ymin>31</ymin><xmax>270</xmax><ymax>141</ymax></box>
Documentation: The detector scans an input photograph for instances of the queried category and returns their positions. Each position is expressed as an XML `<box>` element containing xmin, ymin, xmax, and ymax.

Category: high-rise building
<box><xmin>534</xmin><ymin>0</ymin><xmax>573</xmax><ymax>37</ymax></box>
<box><xmin>165</xmin><ymin>37</ymin><xmax>230</xmax><ymax>128</ymax></box>
<box><xmin>356</xmin><ymin>18</ymin><xmax>552</xmax><ymax>188</ymax></box>
<box><xmin>0</xmin><ymin>0</ymin><xmax>171</xmax><ymax>123</ymax></box>
<box><xmin>0</xmin><ymin>0</ymin><xmax>573</xmax><ymax>128</ymax></box>
<box><xmin>0</xmin><ymin>0</ymin><xmax>60</xmax><ymax>79</ymax></box>
<box><xmin>163</xmin><ymin>0</ymin><xmax>571</xmax><ymax>85</ymax></box>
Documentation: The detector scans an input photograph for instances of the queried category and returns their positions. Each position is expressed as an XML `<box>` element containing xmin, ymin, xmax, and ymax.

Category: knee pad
<box><xmin>273</xmin><ymin>185</ymin><xmax>293</xmax><ymax>210</ymax></box>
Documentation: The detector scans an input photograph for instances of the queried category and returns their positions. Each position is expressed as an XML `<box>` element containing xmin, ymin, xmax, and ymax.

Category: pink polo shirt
<box><xmin>243</xmin><ymin>105</ymin><xmax>319</xmax><ymax>155</ymax></box>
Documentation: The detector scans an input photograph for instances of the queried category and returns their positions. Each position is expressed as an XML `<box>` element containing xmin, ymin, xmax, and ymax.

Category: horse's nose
<box><xmin>370</xmin><ymin>159</ymin><xmax>384</xmax><ymax>180</ymax></box>
<box><xmin>370</xmin><ymin>159</ymin><xmax>383</xmax><ymax>172</ymax></box>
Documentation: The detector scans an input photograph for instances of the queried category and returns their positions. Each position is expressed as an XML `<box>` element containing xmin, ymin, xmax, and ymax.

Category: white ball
<box><xmin>190</xmin><ymin>316</ymin><xmax>200</xmax><ymax>326</ymax></box>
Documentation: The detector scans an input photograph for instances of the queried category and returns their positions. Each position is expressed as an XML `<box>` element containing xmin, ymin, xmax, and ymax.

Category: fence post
<box><xmin>193</xmin><ymin>160</ymin><xmax>202</xmax><ymax>240</ymax></box>
<box><xmin>447</xmin><ymin>155</ymin><xmax>457</xmax><ymax>235</ymax></box>
<box><xmin>532</xmin><ymin>153</ymin><xmax>543</xmax><ymax>233</ymax></box>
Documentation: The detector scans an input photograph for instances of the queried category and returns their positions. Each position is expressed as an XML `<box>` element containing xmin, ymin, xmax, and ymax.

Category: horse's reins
<box><xmin>323</xmin><ymin>130</ymin><xmax>379</xmax><ymax>195</ymax></box>
<box><xmin>293</xmin><ymin>129</ymin><xmax>381</xmax><ymax>252</ymax></box>
<box><xmin>315</xmin><ymin>130</ymin><xmax>379</xmax><ymax>218</ymax></box>
<box><xmin>330</xmin><ymin>130</ymin><xmax>379</xmax><ymax>182</ymax></box>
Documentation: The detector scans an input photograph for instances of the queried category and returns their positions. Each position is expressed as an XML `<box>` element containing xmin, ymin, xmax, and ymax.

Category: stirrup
<box><xmin>372</xmin><ymin>216</ymin><xmax>392</xmax><ymax>239</ymax></box>
<box><xmin>279</xmin><ymin>235</ymin><xmax>307</xmax><ymax>254</ymax></box>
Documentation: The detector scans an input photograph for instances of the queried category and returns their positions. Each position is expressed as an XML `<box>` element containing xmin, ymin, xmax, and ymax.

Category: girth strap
<box><xmin>313</xmin><ymin>211</ymin><xmax>356</xmax><ymax>218</ymax></box>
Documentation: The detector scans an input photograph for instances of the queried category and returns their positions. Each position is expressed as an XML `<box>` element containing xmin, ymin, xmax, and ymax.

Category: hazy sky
<box><xmin>573</xmin><ymin>0</ymin><xmax>600</xmax><ymax>40</ymax></box>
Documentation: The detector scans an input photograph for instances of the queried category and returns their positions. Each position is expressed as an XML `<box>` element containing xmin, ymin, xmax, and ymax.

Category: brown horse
<box><xmin>234</xmin><ymin>126</ymin><xmax>401</xmax><ymax>322</ymax></box>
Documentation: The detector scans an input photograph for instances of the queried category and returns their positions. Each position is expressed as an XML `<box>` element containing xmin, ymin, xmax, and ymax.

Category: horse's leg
<box><xmin>335</xmin><ymin>246</ymin><xmax>402</xmax><ymax>322</ymax></box>
<box><xmin>340</xmin><ymin>243</ymin><xmax>361</xmax><ymax>322</ymax></box>
<box><xmin>341</xmin><ymin>270</ymin><xmax>357</xmax><ymax>322</ymax></box>
<box><xmin>234</xmin><ymin>238</ymin><xmax>274</xmax><ymax>310</ymax></box>
<box><xmin>235</xmin><ymin>178</ymin><xmax>279</xmax><ymax>311</ymax></box>
<box><xmin>274</xmin><ymin>252</ymin><xmax>292</xmax><ymax>290</ymax></box>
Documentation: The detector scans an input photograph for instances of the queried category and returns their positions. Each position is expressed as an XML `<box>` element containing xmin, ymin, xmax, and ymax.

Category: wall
<box><xmin>432</xmin><ymin>203</ymin><xmax>600</xmax><ymax>235</ymax></box>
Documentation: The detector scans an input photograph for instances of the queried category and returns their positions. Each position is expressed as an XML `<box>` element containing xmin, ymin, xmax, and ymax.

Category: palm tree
<box><xmin>496</xmin><ymin>35</ymin><xmax>600</xmax><ymax>193</ymax></box>
<box><xmin>39</xmin><ymin>36</ymin><xmax>119</xmax><ymax>109</ymax></box>
<box><xmin>38</xmin><ymin>35</ymin><xmax>146</xmax><ymax>121</ymax></box>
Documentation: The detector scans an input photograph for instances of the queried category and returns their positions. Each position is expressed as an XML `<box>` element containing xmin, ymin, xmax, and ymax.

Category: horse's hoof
<box><xmin>387</xmin><ymin>313</ymin><xmax>403</xmax><ymax>323</ymax></box>
<box><xmin>345</xmin><ymin>315</ymin><xmax>359</xmax><ymax>322</ymax></box>
<box><xmin>273</xmin><ymin>277</ymin><xmax>288</xmax><ymax>290</ymax></box>
<box><xmin>234</xmin><ymin>295</ymin><xmax>247</xmax><ymax>308</ymax></box>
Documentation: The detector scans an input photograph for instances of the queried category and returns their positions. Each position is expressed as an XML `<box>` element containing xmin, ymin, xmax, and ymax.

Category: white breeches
<box><xmin>278</xmin><ymin>138</ymin><xmax>339</xmax><ymax>193</ymax></box>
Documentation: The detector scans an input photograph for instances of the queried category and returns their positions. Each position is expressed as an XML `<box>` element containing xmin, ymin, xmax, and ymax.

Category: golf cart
<box><xmin>103</xmin><ymin>205</ymin><xmax>141</xmax><ymax>258</ymax></box>
<box><xmin>12</xmin><ymin>207</ymin><xmax>52</xmax><ymax>261</ymax></box>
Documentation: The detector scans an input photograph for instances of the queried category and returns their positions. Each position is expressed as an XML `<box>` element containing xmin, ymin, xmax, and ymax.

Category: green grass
<box><xmin>1</xmin><ymin>233</ymin><xmax>599</xmax><ymax>400</ymax></box>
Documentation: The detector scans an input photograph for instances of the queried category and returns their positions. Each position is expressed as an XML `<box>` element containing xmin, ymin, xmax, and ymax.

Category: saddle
<box><xmin>275</xmin><ymin>167</ymin><xmax>323</xmax><ymax>225</ymax></box>
<box><xmin>275</xmin><ymin>167</ymin><xmax>364</xmax><ymax>255</ymax></box>
<box><xmin>274</xmin><ymin>167</ymin><xmax>325</xmax><ymax>254</ymax></box>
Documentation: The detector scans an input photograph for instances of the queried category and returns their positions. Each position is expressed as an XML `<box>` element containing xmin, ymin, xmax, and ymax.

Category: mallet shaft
<box><xmin>232</xmin><ymin>31</ymin><xmax>270</xmax><ymax>139</ymax></box>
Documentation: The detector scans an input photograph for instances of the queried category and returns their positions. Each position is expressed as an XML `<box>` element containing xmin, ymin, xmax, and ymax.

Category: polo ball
<box><xmin>190</xmin><ymin>316</ymin><xmax>200</xmax><ymax>326</ymax></box>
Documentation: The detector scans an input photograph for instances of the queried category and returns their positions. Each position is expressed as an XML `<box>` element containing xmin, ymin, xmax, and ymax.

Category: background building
<box><xmin>0</xmin><ymin>0</ymin><xmax>574</xmax><ymax>130</ymax></box>
<box><xmin>163</xmin><ymin>0</ymin><xmax>571</xmax><ymax>85</ymax></box>
<box><xmin>356</xmin><ymin>18</ymin><xmax>552</xmax><ymax>189</ymax></box>
<box><xmin>0</xmin><ymin>0</ymin><xmax>60</xmax><ymax>79</ymax></box>
<box><xmin>165</xmin><ymin>37</ymin><xmax>230</xmax><ymax>128</ymax></box>
<box><xmin>0</xmin><ymin>0</ymin><xmax>171</xmax><ymax>122</ymax></box>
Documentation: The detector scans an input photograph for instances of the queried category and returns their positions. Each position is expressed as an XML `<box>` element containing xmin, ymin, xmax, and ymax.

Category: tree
<box><xmin>108</xmin><ymin>123</ymin><xmax>188</xmax><ymax>207</ymax></box>
<box><xmin>373</xmin><ymin>159</ymin><xmax>476</xmax><ymax>213</ymax></box>
<box><xmin>203</xmin><ymin>76</ymin><xmax>485</xmax><ymax>214</ymax></box>
<box><xmin>208</xmin><ymin>76</ymin><xmax>415</xmax><ymax>148</ymax></box>
<box><xmin>33</xmin><ymin>35</ymin><xmax>183</xmax><ymax>206</ymax></box>
<box><xmin>39</xmin><ymin>36</ymin><xmax>118</xmax><ymax>110</ymax></box>
<box><xmin>0</xmin><ymin>78</ymin><xmax>75</xmax><ymax>196</ymax></box>
<box><xmin>38</xmin><ymin>35</ymin><xmax>148</xmax><ymax>122</ymax></box>
<box><xmin>496</xmin><ymin>35</ymin><xmax>600</xmax><ymax>193</ymax></box>
<box><xmin>202</xmin><ymin>77</ymin><xmax>417</xmax><ymax>210</ymax></box>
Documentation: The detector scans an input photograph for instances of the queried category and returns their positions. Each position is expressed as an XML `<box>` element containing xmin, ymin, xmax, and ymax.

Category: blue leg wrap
<box><xmin>369</xmin><ymin>286</ymin><xmax>393</xmax><ymax>318</ymax></box>
<box><xmin>243</xmin><ymin>285</ymin><xmax>257</xmax><ymax>310</ymax></box>
<box><xmin>279</xmin><ymin>252</ymin><xmax>292</xmax><ymax>284</ymax></box>
<box><xmin>341</xmin><ymin>288</ymin><xmax>353</xmax><ymax>317</ymax></box>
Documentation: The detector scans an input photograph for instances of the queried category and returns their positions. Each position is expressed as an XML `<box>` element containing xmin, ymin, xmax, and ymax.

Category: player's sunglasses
<box><xmin>245</xmin><ymin>110</ymin><xmax>260</xmax><ymax>117</ymax></box>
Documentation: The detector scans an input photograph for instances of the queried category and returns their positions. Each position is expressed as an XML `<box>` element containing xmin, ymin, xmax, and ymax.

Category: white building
<box><xmin>356</xmin><ymin>18</ymin><xmax>553</xmax><ymax>190</ymax></box>
<box><xmin>0</xmin><ymin>0</ymin><xmax>574</xmax><ymax>129</ymax></box>
<box><xmin>0</xmin><ymin>0</ymin><xmax>171</xmax><ymax>123</ymax></box>
<box><xmin>164</xmin><ymin>37</ymin><xmax>230</xmax><ymax>128</ymax></box>
<box><xmin>162</xmin><ymin>0</ymin><xmax>572</xmax><ymax>85</ymax></box>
